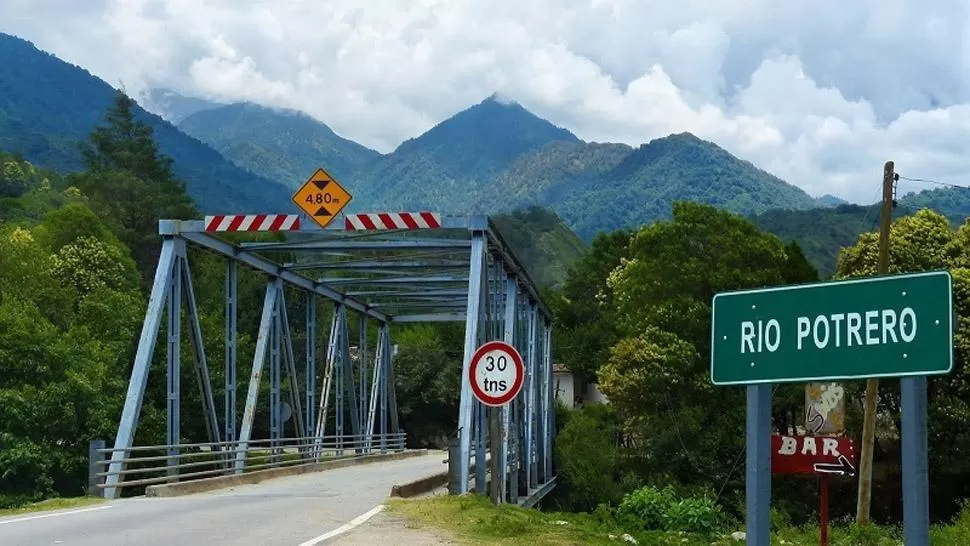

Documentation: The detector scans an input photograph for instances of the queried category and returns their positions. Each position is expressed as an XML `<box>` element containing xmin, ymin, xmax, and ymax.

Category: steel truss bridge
<box><xmin>98</xmin><ymin>214</ymin><xmax>556</xmax><ymax>505</ymax></box>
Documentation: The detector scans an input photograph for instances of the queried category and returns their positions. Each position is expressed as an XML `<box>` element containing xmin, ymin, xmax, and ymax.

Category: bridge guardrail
<box><xmin>89</xmin><ymin>433</ymin><xmax>406</xmax><ymax>496</ymax></box>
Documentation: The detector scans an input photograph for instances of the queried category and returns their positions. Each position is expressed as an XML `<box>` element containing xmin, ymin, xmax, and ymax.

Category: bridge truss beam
<box><xmin>102</xmin><ymin>214</ymin><xmax>555</xmax><ymax>502</ymax></box>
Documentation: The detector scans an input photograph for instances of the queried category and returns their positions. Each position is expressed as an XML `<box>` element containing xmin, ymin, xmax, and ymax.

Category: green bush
<box><xmin>661</xmin><ymin>496</ymin><xmax>724</xmax><ymax>534</ymax></box>
<box><xmin>616</xmin><ymin>485</ymin><xmax>677</xmax><ymax>530</ymax></box>
<box><xmin>616</xmin><ymin>485</ymin><xmax>725</xmax><ymax>535</ymax></box>
<box><xmin>552</xmin><ymin>405</ymin><xmax>621</xmax><ymax>511</ymax></box>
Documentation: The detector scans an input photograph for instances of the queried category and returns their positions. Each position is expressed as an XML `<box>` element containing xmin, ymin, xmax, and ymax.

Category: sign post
<box><xmin>292</xmin><ymin>167</ymin><xmax>352</xmax><ymax>229</ymax></box>
<box><xmin>771</xmin><ymin>434</ymin><xmax>856</xmax><ymax>546</ymax></box>
<box><xmin>469</xmin><ymin>341</ymin><xmax>525</xmax><ymax>504</ymax></box>
<box><xmin>820</xmin><ymin>473</ymin><xmax>830</xmax><ymax>546</ymax></box>
<box><xmin>711</xmin><ymin>271</ymin><xmax>953</xmax><ymax>545</ymax></box>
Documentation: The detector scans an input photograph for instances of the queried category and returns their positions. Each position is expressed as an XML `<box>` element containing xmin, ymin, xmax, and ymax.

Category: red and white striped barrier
<box><xmin>204</xmin><ymin>214</ymin><xmax>301</xmax><ymax>232</ymax></box>
<box><xmin>344</xmin><ymin>212</ymin><xmax>442</xmax><ymax>231</ymax></box>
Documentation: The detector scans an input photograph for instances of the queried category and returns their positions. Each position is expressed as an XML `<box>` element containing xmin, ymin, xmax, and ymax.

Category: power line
<box><xmin>854</xmin><ymin>185</ymin><xmax>884</xmax><ymax>236</ymax></box>
<box><xmin>897</xmin><ymin>174</ymin><xmax>970</xmax><ymax>191</ymax></box>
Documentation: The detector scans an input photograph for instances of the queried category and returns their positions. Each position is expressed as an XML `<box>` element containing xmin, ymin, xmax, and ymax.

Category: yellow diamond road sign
<box><xmin>292</xmin><ymin>167</ymin><xmax>352</xmax><ymax>228</ymax></box>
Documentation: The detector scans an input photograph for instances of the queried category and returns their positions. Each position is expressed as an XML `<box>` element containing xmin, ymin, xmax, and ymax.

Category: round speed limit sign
<box><xmin>469</xmin><ymin>341</ymin><xmax>525</xmax><ymax>406</ymax></box>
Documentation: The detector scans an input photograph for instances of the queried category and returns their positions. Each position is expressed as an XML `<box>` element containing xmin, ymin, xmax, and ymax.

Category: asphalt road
<box><xmin>0</xmin><ymin>452</ymin><xmax>446</xmax><ymax>546</ymax></box>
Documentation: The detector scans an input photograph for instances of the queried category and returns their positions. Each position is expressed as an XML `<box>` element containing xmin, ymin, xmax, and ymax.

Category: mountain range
<box><xmin>171</xmin><ymin>93</ymin><xmax>830</xmax><ymax>238</ymax></box>
<box><xmin>2</xmin><ymin>31</ymin><xmax>967</xmax><ymax>280</ymax></box>
<box><xmin>0</xmin><ymin>33</ymin><xmax>291</xmax><ymax>213</ymax></box>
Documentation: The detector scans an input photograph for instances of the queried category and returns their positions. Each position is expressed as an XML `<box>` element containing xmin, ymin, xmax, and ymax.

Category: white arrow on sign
<box><xmin>813</xmin><ymin>454</ymin><xmax>856</xmax><ymax>476</ymax></box>
<box><xmin>468</xmin><ymin>341</ymin><xmax>525</xmax><ymax>407</ymax></box>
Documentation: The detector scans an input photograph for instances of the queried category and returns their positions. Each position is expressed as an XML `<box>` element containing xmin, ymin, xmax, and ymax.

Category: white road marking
<box><xmin>0</xmin><ymin>505</ymin><xmax>113</xmax><ymax>526</ymax></box>
<box><xmin>297</xmin><ymin>504</ymin><xmax>385</xmax><ymax>545</ymax></box>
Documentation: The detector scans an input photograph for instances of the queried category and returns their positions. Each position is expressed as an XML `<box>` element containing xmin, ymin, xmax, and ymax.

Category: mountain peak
<box><xmin>394</xmin><ymin>95</ymin><xmax>580</xmax><ymax>160</ymax></box>
<box><xmin>483</xmin><ymin>92</ymin><xmax>521</xmax><ymax>107</ymax></box>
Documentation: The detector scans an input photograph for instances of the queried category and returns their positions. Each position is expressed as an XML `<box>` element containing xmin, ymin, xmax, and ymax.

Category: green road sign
<box><xmin>711</xmin><ymin>271</ymin><xmax>953</xmax><ymax>386</ymax></box>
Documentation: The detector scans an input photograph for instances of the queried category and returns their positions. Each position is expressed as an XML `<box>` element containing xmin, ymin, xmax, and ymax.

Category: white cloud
<box><xmin>2</xmin><ymin>0</ymin><xmax>970</xmax><ymax>203</ymax></box>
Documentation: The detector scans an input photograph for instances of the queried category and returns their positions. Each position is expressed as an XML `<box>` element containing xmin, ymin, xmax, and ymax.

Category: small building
<box><xmin>553</xmin><ymin>363</ymin><xmax>577</xmax><ymax>408</ymax></box>
<box><xmin>553</xmin><ymin>363</ymin><xmax>609</xmax><ymax>408</ymax></box>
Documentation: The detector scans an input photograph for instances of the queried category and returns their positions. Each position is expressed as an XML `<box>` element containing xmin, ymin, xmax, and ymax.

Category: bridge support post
<box><xmin>335</xmin><ymin>305</ymin><xmax>346</xmax><ymax>455</ymax></box>
<box><xmin>358</xmin><ymin>315</ymin><xmax>368</xmax><ymax>442</ymax></box>
<box><xmin>524</xmin><ymin>302</ymin><xmax>538</xmax><ymax>492</ymax></box>
<box><xmin>312</xmin><ymin>304</ymin><xmax>338</xmax><ymax>459</ymax></box>
<box><xmin>541</xmin><ymin>321</ymin><xmax>553</xmax><ymax>482</ymax></box>
<box><xmin>380</xmin><ymin>324</ymin><xmax>389</xmax><ymax>449</ymax></box>
<box><xmin>181</xmin><ymin>246</ymin><xmax>222</xmax><ymax>453</ymax></box>
<box><xmin>104</xmin><ymin>238</ymin><xmax>175</xmax><ymax>499</ymax></box>
<box><xmin>305</xmin><ymin>294</ymin><xmax>316</xmax><ymax>448</ymax></box>
<box><xmin>166</xmin><ymin>240</ymin><xmax>183</xmax><ymax>481</ymax></box>
<box><xmin>340</xmin><ymin>305</ymin><xmax>362</xmax><ymax>454</ymax></box>
<box><xmin>88</xmin><ymin>439</ymin><xmax>105</xmax><ymax>497</ymax></box>
<box><xmin>234</xmin><ymin>280</ymin><xmax>280</xmax><ymax>473</ymax></box>
<box><xmin>269</xmin><ymin>284</ymin><xmax>282</xmax><ymax>465</ymax></box>
<box><xmin>501</xmin><ymin>273</ymin><xmax>517</xmax><ymax>502</ymax></box>
<box><xmin>457</xmin><ymin>229</ymin><xmax>487</xmax><ymax>492</ymax></box>
<box><xmin>224</xmin><ymin>260</ymin><xmax>238</xmax><ymax>454</ymax></box>
<box><xmin>277</xmin><ymin>290</ymin><xmax>307</xmax><ymax>444</ymax></box>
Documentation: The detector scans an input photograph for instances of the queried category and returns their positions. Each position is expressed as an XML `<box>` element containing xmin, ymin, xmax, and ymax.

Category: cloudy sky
<box><xmin>3</xmin><ymin>0</ymin><xmax>969</xmax><ymax>203</ymax></box>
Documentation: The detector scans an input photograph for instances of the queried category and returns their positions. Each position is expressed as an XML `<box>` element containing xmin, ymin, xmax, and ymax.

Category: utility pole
<box><xmin>856</xmin><ymin>160</ymin><xmax>895</xmax><ymax>525</ymax></box>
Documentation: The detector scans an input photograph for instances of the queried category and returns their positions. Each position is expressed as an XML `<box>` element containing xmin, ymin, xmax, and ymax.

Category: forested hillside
<box><xmin>522</xmin><ymin>132</ymin><xmax>819</xmax><ymax>238</ymax></box>
<box><xmin>899</xmin><ymin>185</ymin><xmax>970</xmax><ymax>220</ymax></box>
<box><xmin>0</xmin><ymin>33</ymin><xmax>291</xmax><ymax>213</ymax></box>
<box><xmin>752</xmin><ymin>193</ymin><xmax>967</xmax><ymax>278</ymax></box>
<box><xmin>178</xmin><ymin>102</ymin><xmax>380</xmax><ymax>189</ymax></box>
<box><xmin>492</xmin><ymin>206</ymin><xmax>588</xmax><ymax>288</ymax></box>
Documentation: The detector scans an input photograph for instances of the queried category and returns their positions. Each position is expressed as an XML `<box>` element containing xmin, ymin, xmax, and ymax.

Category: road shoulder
<box><xmin>331</xmin><ymin>510</ymin><xmax>458</xmax><ymax>545</ymax></box>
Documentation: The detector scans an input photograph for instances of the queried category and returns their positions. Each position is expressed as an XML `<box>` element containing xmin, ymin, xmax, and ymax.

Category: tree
<box><xmin>392</xmin><ymin>324</ymin><xmax>463</xmax><ymax>447</ymax></box>
<box><xmin>553</xmin><ymin>405</ymin><xmax>622</xmax><ymax>511</ymax></box>
<box><xmin>609</xmin><ymin>202</ymin><xmax>816</xmax><ymax>354</ymax></box>
<box><xmin>82</xmin><ymin>92</ymin><xmax>174</xmax><ymax>184</ymax></box>
<box><xmin>73</xmin><ymin>91</ymin><xmax>198</xmax><ymax>280</ymax></box>
<box><xmin>549</xmin><ymin>228</ymin><xmax>633</xmax><ymax>385</ymax></box>
<box><xmin>596</xmin><ymin>202</ymin><xmax>817</xmax><ymax>499</ymax></box>
<box><xmin>0</xmin><ymin>218</ymin><xmax>140</xmax><ymax>507</ymax></box>
<box><xmin>835</xmin><ymin>209</ymin><xmax>970</xmax><ymax>521</ymax></box>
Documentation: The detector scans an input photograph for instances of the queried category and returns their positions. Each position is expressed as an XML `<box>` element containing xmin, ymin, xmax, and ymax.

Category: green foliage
<box><xmin>392</xmin><ymin>324</ymin><xmax>463</xmax><ymax>447</ymax></box>
<box><xmin>549</xmin><ymin>203</ymin><xmax>820</xmax><ymax>522</ymax></box>
<box><xmin>609</xmin><ymin>202</ymin><xmax>816</xmax><ymax>347</ymax></box>
<box><xmin>660</xmin><ymin>495</ymin><xmax>725</xmax><ymax>534</ymax></box>
<box><xmin>547</xmin><ymin>228</ymin><xmax>632</xmax><ymax>384</ymax></box>
<box><xmin>616</xmin><ymin>485</ymin><xmax>678</xmax><ymax>531</ymax></box>
<box><xmin>552</xmin><ymin>405</ymin><xmax>621</xmax><ymax>512</ymax></box>
<box><xmin>751</xmin><ymin>198</ymin><xmax>970</xmax><ymax>279</ymax></box>
<box><xmin>0</xmin><ymin>215</ymin><xmax>140</xmax><ymax>507</ymax></box>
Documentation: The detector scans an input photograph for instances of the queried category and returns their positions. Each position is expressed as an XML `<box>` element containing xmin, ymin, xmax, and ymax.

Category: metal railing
<box><xmin>89</xmin><ymin>433</ymin><xmax>406</xmax><ymax>496</ymax></box>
